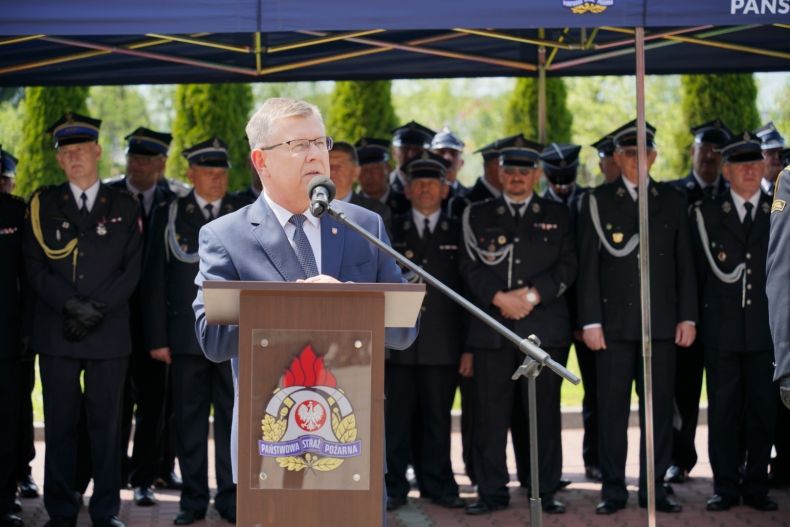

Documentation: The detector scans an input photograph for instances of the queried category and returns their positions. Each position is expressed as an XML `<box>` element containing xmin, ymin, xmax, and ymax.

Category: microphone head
<box><xmin>307</xmin><ymin>175</ymin><xmax>336</xmax><ymax>202</ymax></box>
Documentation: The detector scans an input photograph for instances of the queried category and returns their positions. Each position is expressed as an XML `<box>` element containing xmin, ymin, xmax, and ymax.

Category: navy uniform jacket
<box><xmin>0</xmin><ymin>193</ymin><xmax>26</xmax><ymax>359</ymax></box>
<box><xmin>460</xmin><ymin>195</ymin><xmax>576</xmax><ymax>349</ymax></box>
<box><xmin>390</xmin><ymin>212</ymin><xmax>465</xmax><ymax>365</ymax></box>
<box><xmin>350</xmin><ymin>191</ymin><xmax>393</xmax><ymax>234</ymax></box>
<box><xmin>692</xmin><ymin>191</ymin><xmax>773</xmax><ymax>352</ymax></box>
<box><xmin>577</xmin><ymin>177</ymin><xmax>698</xmax><ymax>341</ymax></box>
<box><xmin>23</xmin><ymin>182</ymin><xmax>143</xmax><ymax>359</ymax></box>
<box><xmin>767</xmin><ymin>166</ymin><xmax>790</xmax><ymax>380</ymax></box>
<box><xmin>142</xmin><ymin>191</ymin><xmax>251</xmax><ymax>356</ymax></box>
<box><xmin>385</xmin><ymin>188</ymin><xmax>411</xmax><ymax>216</ymax></box>
<box><xmin>670</xmin><ymin>171</ymin><xmax>728</xmax><ymax>207</ymax></box>
<box><xmin>465</xmin><ymin>176</ymin><xmax>498</xmax><ymax>204</ymax></box>
<box><xmin>191</xmin><ymin>196</ymin><xmax>418</xmax><ymax>478</ymax></box>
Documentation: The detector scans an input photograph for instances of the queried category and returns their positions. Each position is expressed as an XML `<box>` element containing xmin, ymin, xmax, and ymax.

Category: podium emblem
<box><xmin>259</xmin><ymin>344</ymin><xmax>361</xmax><ymax>472</ymax></box>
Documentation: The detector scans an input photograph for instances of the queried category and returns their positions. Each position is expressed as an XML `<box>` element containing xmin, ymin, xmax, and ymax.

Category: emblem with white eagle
<box><xmin>259</xmin><ymin>345</ymin><xmax>361</xmax><ymax>472</ymax></box>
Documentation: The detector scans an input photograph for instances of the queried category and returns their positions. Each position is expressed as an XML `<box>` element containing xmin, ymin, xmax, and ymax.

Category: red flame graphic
<box><xmin>282</xmin><ymin>344</ymin><xmax>337</xmax><ymax>388</ymax></box>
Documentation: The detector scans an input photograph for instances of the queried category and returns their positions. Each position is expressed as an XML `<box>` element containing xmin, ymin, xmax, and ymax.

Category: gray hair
<box><xmin>245</xmin><ymin>98</ymin><xmax>324</xmax><ymax>149</ymax></box>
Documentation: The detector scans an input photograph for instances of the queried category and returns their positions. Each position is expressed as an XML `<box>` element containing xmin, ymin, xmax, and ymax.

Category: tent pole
<box><xmin>634</xmin><ymin>26</ymin><xmax>656</xmax><ymax>527</ymax></box>
<box><xmin>538</xmin><ymin>28</ymin><xmax>547</xmax><ymax>144</ymax></box>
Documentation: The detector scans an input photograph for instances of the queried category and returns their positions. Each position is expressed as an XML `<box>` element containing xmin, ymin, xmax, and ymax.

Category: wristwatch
<box><xmin>525</xmin><ymin>290</ymin><xmax>538</xmax><ymax>305</ymax></box>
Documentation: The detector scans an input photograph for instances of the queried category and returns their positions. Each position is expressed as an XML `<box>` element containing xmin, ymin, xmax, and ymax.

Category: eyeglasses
<box><xmin>503</xmin><ymin>166</ymin><xmax>534</xmax><ymax>176</ymax></box>
<box><xmin>260</xmin><ymin>136</ymin><xmax>334</xmax><ymax>154</ymax></box>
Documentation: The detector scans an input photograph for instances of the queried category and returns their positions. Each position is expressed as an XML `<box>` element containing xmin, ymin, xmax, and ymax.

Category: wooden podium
<box><xmin>203</xmin><ymin>281</ymin><xmax>425</xmax><ymax>527</ymax></box>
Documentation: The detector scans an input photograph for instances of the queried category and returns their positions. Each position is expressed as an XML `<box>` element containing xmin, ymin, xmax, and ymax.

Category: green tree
<box><xmin>15</xmin><ymin>86</ymin><xmax>89</xmax><ymax>197</ymax></box>
<box><xmin>676</xmin><ymin>74</ymin><xmax>760</xmax><ymax>173</ymax></box>
<box><xmin>167</xmin><ymin>83</ymin><xmax>253</xmax><ymax>191</ymax></box>
<box><xmin>504</xmin><ymin>77</ymin><xmax>572</xmax><ymax>144</ymax></box>
<box><xmin>87</xmin><ymin>86</ymin><xmax>151</xmax><ymax>179</ymax></box>
<box><xmin>326</xmin><ymin>81</ymin><xmax>398</xmax><ymax>143</ymax></box>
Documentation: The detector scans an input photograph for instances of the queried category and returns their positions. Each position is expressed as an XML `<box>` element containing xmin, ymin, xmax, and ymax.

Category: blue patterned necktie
<box><xmin>288</xmin><ymin>214</ymin><xmax>319</xmax><ymax>278</ymax></box>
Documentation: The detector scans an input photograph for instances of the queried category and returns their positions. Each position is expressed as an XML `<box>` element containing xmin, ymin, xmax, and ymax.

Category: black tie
<box><xmin>204</xmin><ymin>203</ymin><xmax>215</xmax><ymax>220</ymax></box>
<box><xmin>79</xmin><ymin>192</ymin><xmax>88</xmax><ymax>216</ymax></box>
<box><xmin>137</xmin><ymin>193</ymin><xmax>147</xmax><ymax>222</ymax></box>
<box><xmin>702</xmin><ymin>186</ymin><xmax>714</xmax><ymax>199</ymax></box>
<box><xmin>422</xmin><ymin>218</ymin><xmax>432</xmax><ymax>240</ymax></box>
<box><xmin>743</xmin><ymin>202</ymin><xmax>754</xmax><ymax>237</ymax></box>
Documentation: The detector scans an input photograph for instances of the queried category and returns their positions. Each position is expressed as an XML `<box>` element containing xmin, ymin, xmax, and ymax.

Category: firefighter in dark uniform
<box><xmin>23</xmin><ymin>113</ymin><xmax>143</xmax><ymax>527</ymax></box>
<box><xmin>768</xmin><ymin>157</ymin><xmax>790</xmax><ymax>422</ymax></box>
<box><xmin>755</xmin><ymin>122</ymin><xmax>785</xmax><ymax>195</ymax></box>
<box><xmin>355</xmin><ymin>138</ymin><xmax>410</xmax><ymax>215</ymax></box>
<box><xmin>107</xmin><ymin>128</ymin><xmax>180</xmax><ymax>505</ymax></box>
<box><xmin>385</xmin><ymin>152</ymin><xmax>467</xmax><ymax>511</ymax></box>
<box><xmin>0</xmin><ymin>150</ymin><xmax>40</xmax><ymax>508</ymax></box>
<box><xmin>0</xmin><ymin>148</ymin><xmax>26</xmax><ymax>527</ymax></box>
<box><xmin>665</xmin><ymin>119</ymin><xmax>731</xmax><ymax>485</ymax></box>
<box><xmin>389</xmin><ymin>121</ymin><xmax>435</xmax><ymax>194</ymax></box>
<box><xmin>461</xmin><ymin>143</ymin><xmax>577</xmax><ymax>515</ymax></box>
<box><xmin>591</xmin><ymin>134</ymin><xmax>621</xmax><ymax>184</ymax></box>
<box><xmin>693</xmin><ymin>133</ymin><xmax>778</xmax><ymax>512</ymax></box>
<box><xmin>577</xmin><ymin>120</ymin><xmax>697</xmax><ymax>515</ymax></box>
<box><xmin>143</xmin><ymin>137</ymin><xmax>248</xmax><ymax>525</ymax></box>
<box><xmin>328</xmin><ymin>141</ymin><xmax>392</xmax><ymax>233</ymax></box>
<box><xmin>465</xmin><ymin>134</ymin><xmax>530</xmax><ymax>204</ymax></box>
<box><xmin>430</xmin><ymin>127</ymin><xmax>469</xmax><ymax>219</ymax></box>
<box><xmin>540</xmin><ymin>143</ymin><xmax>601</xmax><ymax>482</ymax></box>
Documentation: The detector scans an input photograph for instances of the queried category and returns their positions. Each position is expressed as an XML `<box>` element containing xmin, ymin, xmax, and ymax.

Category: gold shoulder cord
<box><xmin>30</xmin><ymin>192</ymin><xmax>79</xmax><ymax>282</ymax></box>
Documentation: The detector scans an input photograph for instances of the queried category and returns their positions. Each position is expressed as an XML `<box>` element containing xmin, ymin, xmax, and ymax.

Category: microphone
<box><xmin>308</xmin><ymin>176</ymin><xmax>336</xmax><ymax>217</ymax></box>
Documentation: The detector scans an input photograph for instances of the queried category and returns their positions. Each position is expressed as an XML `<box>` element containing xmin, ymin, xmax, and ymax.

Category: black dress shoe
<box><xmin>92</xmin><ymin>516</ymin><xmax>126</xmax><ymax>527</ymax></box>
<box><xmin>665</xmin><ymin>465</ymin><xmax>689</xmax><ymax>483</ymax></box>
<box><xmin>11</xmin><ymin>500</ymin><xmax>20</xmax><ymax>514</ymax></box>
<box><xmin>173</xmin><ymin>510</ymin><xmax>205</xmax><ymax>525</ymax></box>
<box><xmin>18</xmin><ymin>475</ymin><xmax>39</xmax><ymax>498</ymax></box>
<box><xmin>133</xmin><ymin>487</ymin><xmax>156</xmax><ymax>507</ymax></box>
<box><xmin>465</xmin><ymin>500</ymin><xmax>507</xmax><ymax>515</ymax></box>
<box><xmin>0</xmin><ymin>513</ymin><xmax>23</xmax><ymax>527</ymax></box>
<box><xmin>743</xmin><ymin>494</ymin><xmax>778</xmax><ymax>511</ymax></box>
<box><xmin>595</xmin><ymin>499</ymin><xmax>625</xmax><ymax>515</ymax></box>
<box><xmin>430</xmin><ymin>495</ymin><xmax>465</xmax><ymax>509</ymax></box>
<box><xmin>218</xmin><ymin>506</ymin><xmax>236</xmax><ymax>524</ymax></box>
<box><xmin>155</xmin><ymin>472</ymin><xmax>183</xmax><ymax>491</ymax></box>
<box><xmin>584</xmin><ymin>466</ymin><xmax>603</xmax><ymax>481</ymax></box>
<box><xmin>706</xmin><ymin>494</ymin><xmax>739</xmax><ymax>511</ymax></box>
<box><xmin>386</xmin><ymin>497</ymin><xmax>407</xmax><ymax>511</ymax></box>
<box><xmin>640</xmin><ymin>494</ymin><xmax>682</xmax><ymax>513</ymax></box>
<box><xmin>541</xmin><ymin>496</ymin><xmax>566</xmax><ymax>514</ymax></box>
<box><xmin>556</xmin><ymin>479</ymin><xmax>571</xmax><ymax>490</ymax></box>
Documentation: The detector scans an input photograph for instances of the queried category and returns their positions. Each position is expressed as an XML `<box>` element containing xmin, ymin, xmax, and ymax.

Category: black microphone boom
<box><xmin>308</xmin><ymin>176</ymin><xmax>336</xmax><ymax>217</ymax></box>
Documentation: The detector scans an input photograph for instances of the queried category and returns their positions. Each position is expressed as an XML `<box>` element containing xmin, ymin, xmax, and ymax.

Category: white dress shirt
<box><xmin>503</xmin><ymin>194</ymin><xmax>532</xmax><ymax>216</ymax></box>
<box><xmin>411</xmin><ymin>208</ymin><xmax>441</xmax><ymax>238</ymax></box>
<box><xmin>125</xmin><ymin>179</ymin><xmax>157</xmax><ymax>215</ymax></box>
<box><xmin>263</xmin><ymin>191</ymin><xmax>323</xmax><ymax>273</ymax></box>
<box><xmin>69</xmin><ymin>179</ymin><xmax>101</xmax><ymax>212</ymax></box>
<box><xmin>194</xmin><ymin>193</ymin><xmax>223</xmax><ymax>220</ymax></box>
<box><xmin>730</xmin><ymin>189</ymin><xmax>761</xmax><ymax>222</ymax></box>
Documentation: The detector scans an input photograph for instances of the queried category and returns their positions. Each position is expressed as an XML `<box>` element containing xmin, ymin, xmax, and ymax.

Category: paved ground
<box><xmin>16</xmin><ymin>423</ymin><xmax>790</xmax><ymax>526</ymax></box>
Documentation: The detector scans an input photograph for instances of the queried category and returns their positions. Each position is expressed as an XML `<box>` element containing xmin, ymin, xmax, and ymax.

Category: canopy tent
<box><xmin>0</xmin><ymin>1</ymin><xmax>788</xmax><ymax>86</ymax></box>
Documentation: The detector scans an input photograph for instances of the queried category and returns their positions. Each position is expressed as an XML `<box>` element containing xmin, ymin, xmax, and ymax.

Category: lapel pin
<box><xmin>612</xmin><ymin>232</ymin><xmax>624</xmax><ymax>243</ymax></box>
<box><xmin>722</xmin><ymin>201</ymin><xmax>732</xmax><ymax>214</ymax></box>
<box><xmin>331</xmin><ymin>227</ymin><xmax>338</xmax><ymax>235</ymax></box>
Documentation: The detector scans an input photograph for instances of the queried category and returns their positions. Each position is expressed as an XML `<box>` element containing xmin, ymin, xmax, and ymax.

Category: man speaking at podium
<box><xmin>191</xmin><ymin>98</ymin><xmax>417</xmax><ymax>485</ymax></box>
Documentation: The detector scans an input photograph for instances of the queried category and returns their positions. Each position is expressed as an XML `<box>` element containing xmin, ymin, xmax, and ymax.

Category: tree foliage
<box><xmin>675</xmin><ymin>74</ymin><xmax>760</xmax><ymax>173</ymax></box>
<box><xmin>15</xmin><ymin>86</ymin><xmax>89</xmax><ymax>197</ymax></box>
<box><xmin>87</xmin><ymin>86</ymin><xmax>151</xmax><ymax>179</ymax></box>
<box><xmin>167</xmin><ymin>83</ymin><xmax>253</xmax><ymax>191</ymax></box>
<box><xmin>326</xmin><ymin>81</ymin><xmax>398</xmax><ymax>143</ymax></box>
<box><xmin>504</xmin><ymin>77</ymin><xmax>572</xmax><ymax>144</ymax></box>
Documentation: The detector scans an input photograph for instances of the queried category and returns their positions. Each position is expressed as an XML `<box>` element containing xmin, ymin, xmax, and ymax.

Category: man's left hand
<box><xmin>675</xmin><ymin>322</ymin><xmax>696</xmax><ymax>348</ymax></box>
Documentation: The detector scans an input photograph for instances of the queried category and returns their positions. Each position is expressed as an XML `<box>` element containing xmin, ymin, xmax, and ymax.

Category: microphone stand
<box><xmin>325</xmin><ymin>204</ymin><xmax>580</xmax><ymax>527</ymax></box>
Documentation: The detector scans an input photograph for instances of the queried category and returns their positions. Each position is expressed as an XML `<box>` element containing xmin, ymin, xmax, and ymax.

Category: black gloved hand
<box><xmin>63</xmin><ymin>296</ymin><xmax>107</xmax><ymax>330</ymax></box>
<box><xmin>63</xmin><ymin>317</ymin><xmax>89</xmax><ymax>342</ymax></box>
<box><xmin>781</xmin><ymin>376</ymin><xmax>790</xmax><ymax>410</ymax></box>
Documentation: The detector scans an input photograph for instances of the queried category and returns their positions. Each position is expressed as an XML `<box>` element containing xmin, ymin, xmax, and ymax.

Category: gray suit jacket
<box><xmin>192</xmin><ymin>195</ymin><xmax>418</xmax><ymax>479</ymax></box>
